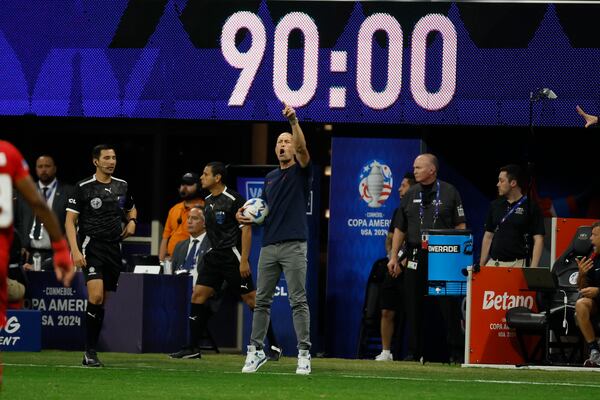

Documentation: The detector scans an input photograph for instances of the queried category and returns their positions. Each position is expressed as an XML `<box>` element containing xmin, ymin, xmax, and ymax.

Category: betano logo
<box><xmin>482</xmin><ymin>291</ymin><xmax>534</xmax><ymax>311</ymax></box>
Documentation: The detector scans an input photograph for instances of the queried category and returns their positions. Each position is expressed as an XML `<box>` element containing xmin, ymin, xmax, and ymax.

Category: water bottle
<box><xmin>163</xmin><ymin>259</ymin><xmax>172</xmax><ymax>275</ymax></box>
<box><xmin>32</xmin><ymin>252</ymin><xmax>42</xmax><ymax>271</ymax></box>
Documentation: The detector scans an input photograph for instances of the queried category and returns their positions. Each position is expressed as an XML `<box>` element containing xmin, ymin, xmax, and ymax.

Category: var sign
<box><xmin>244</xmin><ymin>180</ymin><xmax>264</xmax><ymax>200</ymax></box>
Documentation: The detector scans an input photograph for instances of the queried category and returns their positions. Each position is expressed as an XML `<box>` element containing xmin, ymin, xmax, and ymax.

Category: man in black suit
<box><xmin>14</xmin><ymin>155</ymin><xmax>74</xmax><ymax>270</ymax></box>
<box><xmin>171</xmin><ymin>207</ymin><xmax>212</xmax><ymax>285</ymax></box>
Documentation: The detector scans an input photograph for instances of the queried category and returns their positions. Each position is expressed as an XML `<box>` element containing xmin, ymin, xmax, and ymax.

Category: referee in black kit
<box><xmin>65</xmin><ymin>144</ymin><xmax>136</xmax><ymax>367</ymax></box>
<box><xmin>387</xmin><ymin>153</ymin><xmax>466</xmax><ymax>362</ymax></box>
<box><xmin>170</xmin><ymin>161</ymin><xmax>256</xmax><ymax>359</ymax></box>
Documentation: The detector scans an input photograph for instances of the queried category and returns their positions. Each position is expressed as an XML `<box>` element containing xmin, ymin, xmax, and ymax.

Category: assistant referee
<box><xmin>65</xmin><ymin>144</ymin><xmax>136</xmax><ymax>367</ymax></box>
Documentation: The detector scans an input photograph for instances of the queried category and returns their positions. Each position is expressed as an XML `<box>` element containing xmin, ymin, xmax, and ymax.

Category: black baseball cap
<box><xmin>181</xmin><ymin>172</ymin><xmax>199</xmax><ymax>185</ymax></box>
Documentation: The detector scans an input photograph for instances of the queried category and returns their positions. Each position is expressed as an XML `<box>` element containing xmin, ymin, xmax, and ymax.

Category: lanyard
<box><xmin>496</xmin><ymin>195</ymin><xmax>527</xmax><ymax>231</ymax></box>
<box><xmin>419</xmin><ymin>180</ymin><xmax>440</xmax><ymax>228</ymax></box>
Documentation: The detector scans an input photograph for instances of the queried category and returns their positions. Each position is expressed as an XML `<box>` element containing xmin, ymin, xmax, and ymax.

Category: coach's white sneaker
<box><xmin>242</xmin><ymin>345</ymin><xmax>267</xmax><ymax>373</ymax></box>
<box><xmin>296</xmin><ymin>350</ymin><xmax>311</xmax><ymax>375</ymax></box>
<box><xmin>375</xmin><ymin>350</ymin><xmax>393</xmax><ymax>361</ymax></box>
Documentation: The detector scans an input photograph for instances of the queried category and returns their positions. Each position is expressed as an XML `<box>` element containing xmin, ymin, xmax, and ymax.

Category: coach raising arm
<box><xmin>239</xmin><ymin>103</ymin><xmax>313</xmax><ymax>375</ymax></box>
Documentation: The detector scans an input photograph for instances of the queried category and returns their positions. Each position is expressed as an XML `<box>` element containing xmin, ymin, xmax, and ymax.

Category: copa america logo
<box><xmin>358</xmin><ymin>160</ymin><xmax>393</xmax><ymax>208</ymax></box>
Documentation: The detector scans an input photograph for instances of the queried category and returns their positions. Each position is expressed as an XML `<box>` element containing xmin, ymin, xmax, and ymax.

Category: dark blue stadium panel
<box><xmin>0</xmin><ymin>1</ymin><xmax>597</xmax><ymax>126</ymax></box>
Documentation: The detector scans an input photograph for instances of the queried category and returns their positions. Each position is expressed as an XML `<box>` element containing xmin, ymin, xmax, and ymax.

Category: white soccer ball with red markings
<box><xmin>242</xmin><ymin>198</ymin><xmax>269</xmax><ymax>225</ymax></box>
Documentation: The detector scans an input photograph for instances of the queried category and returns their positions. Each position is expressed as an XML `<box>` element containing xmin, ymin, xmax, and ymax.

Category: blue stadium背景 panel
<box><xmin>0</xmin><ymin>1</ymin><xmax>597</xmax><ymax>126</ymax></box>
<box><xmin>326</xmin><ymin>137</ymin><xmax>421</xmax><ymax>358</ymax></box>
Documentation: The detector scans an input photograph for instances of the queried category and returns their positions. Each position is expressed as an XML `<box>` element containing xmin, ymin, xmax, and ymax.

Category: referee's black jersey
<box><xmin>204</xmin><ymin>187</ymin><xmax>245</xmax><ymax>250</ymax></box>
<box><xmin>67</xmin><ymin>175</ymin><xmax>135</xmax><ymax>242</ymax></box>
<box><xmin>392</xmin><ymin>179</ymin><xmax>466</xmax><ymax>246</ymax></box>
<box><xmin>484</xmin><ymin>196</ymin><xmax>545</xmax><ymax>261</ymax></box>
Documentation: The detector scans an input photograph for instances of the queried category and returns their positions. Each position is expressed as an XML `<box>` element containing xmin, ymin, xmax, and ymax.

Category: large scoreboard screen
<box><xmin>0</xmin><ymin>1</ymin><xmax>598</xmax><ymax>126</ymax></box>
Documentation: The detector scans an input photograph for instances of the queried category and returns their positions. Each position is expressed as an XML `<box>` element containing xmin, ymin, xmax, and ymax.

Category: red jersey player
<box><xmin>0</xmin><ymin>140</ymin><xmax>73</xmax><ymax>328</ymax></box>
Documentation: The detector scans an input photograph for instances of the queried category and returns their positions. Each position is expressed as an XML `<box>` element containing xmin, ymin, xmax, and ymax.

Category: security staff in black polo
<box><xmin>387</xmin><ymin>153</ymin><xmax>466</xmax><ymax>362</ymax></box>
<box><xmin>480</xmin><ymin>164</ymin><xmax>545</xmax><ymax>268</ymax></box>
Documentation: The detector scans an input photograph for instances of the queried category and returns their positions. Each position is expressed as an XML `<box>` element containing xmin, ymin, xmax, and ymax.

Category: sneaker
<box><xmin>375</xmin><ymin>350</ymin><xmax>393</xmax><ymax>361</ymax></box>
<box><xmin>169</xmin><ymin>347</ymin><xmax>202</xmax><ymax>359</ymax></box>
<box><xmin>296</xmin><ymin>350</ymin><xmax>311</xmax><ymax>375</ymax></box>
<box><xmin>584</xmin><ymin>349</ymin><xmax>600</xmax><ymax>367</ymax></box>
<box><xmin>82</xmin><ymin>350</ymin><xmax>103</xmax><ymax>367</ymax></box>
<box><xmin>242</xmin><ymin>345</ymin><xmax>267</xmax><ymax>373</ymax></box>
<box><xmin>268</xmin><ymin>345</ymin><xmax>282</xmax><ymax>361</ymax></box>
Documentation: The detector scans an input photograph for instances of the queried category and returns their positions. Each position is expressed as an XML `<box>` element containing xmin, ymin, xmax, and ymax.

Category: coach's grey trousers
<box><xmin>250</xmin><ymin>241</ymin><xmax>311</xmax><ymax>351</ymax></box>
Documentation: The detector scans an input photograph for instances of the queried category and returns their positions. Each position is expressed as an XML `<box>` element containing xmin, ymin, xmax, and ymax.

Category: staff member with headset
<box><xmin>387</xmin><ymin>153</ymin><xmax>466</xmax><ymax>362</ymax></box>
<box><xmin>480</xmin><ymin>164</ymin><xmax>545</xmax><ymax>268</ymax></box>
<box><xmin>159</xmin><ymin>172</ymin><xmax>205</xmax><ymax>262</ymax></box>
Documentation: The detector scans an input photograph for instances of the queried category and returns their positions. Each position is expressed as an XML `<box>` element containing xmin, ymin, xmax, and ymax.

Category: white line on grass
<box><xmin>5</xmin><ymin>363</ymin><xmax>600</xmax><ymax>389</ymax></box>
<box><xmin>337</xmin><ymin>374</ymin><xmax>600</xmax><ymax>389</ymax></box>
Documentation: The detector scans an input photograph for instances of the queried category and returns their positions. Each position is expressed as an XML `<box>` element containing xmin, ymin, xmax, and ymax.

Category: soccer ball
<box><xmin>242</xmin><ymin>198</ymin><xmax>269</xmax><ymax>225</ymax></box>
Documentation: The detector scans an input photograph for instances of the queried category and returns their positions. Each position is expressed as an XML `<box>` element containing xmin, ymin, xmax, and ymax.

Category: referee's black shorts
<box><xmin>197</xmin><ymin>247</ymin><xmax>254</xmax><ymax>295</ymax></box>
<box><xmin>80</xmin><ymin>236</ymin><xmax>122</xmax><ymax>291</ymax></box>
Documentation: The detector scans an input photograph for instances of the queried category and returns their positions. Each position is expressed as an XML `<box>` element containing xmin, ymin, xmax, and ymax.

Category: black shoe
<box><xmin>402</xmin><ymin>354</ymin><xmax>416</xmax><ymax>362</ymax></box>
<box><xmin>169</xmin><ymin>347</ymin><xmax>202</xmax><ymax>359</ymax></box>
<box><xmin>268</xmin><ymin>346</ymin><xmax>282</xmax><ymax>361</ymax></box>
<box><xmin>82</xmin><ymin>350</ymin><xmax>103</xmax><ymax>367</ymax></box>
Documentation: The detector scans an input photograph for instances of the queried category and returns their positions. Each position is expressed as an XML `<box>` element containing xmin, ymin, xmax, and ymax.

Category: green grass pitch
<box><xmin>2</xmin><ymin>351</ymin><xmax>600</xmax><ymax>399</ymax></box>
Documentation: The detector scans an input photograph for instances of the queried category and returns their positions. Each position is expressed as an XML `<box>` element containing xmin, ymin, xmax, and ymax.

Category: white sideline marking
<box><xmin>463</xmin><ymin>363</ymin><xmax>600</xmax><ymax>373</ymax></box>
<box><xmin>4</xmin><ymin>363</ymin><xmax>600</xmax><ymax>389</ymax></box>
<box><xmin>338</xmin><ymin>374</ymin><xmax>600</xmax><ymax>389</ymax></box>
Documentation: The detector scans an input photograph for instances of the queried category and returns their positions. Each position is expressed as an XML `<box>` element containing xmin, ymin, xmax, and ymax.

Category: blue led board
<box><xmin>0</xmin><ymin>1</ymin><xmax>597</xmax><ymax>126</ymax></box>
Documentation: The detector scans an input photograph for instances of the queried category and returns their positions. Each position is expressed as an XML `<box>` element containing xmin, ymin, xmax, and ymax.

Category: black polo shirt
<box><xmin>485</xmin><ymin>196</ymin><xmax>545</xmax><ymax>261</ymax></box>
<box><xmin>204</xmin><ymin>187</ymin><xmax>245</xmax><ymax>250</ymax></box>
<box><xmin>392</xmin><ymin>179</ymin><xmax>466</xmax><ymax>247</ymax></box>
<box><xmin>388</xmin><ymin>208</ymin><xmax>399</xmax><ymax>234</ymax></box>
<box><xmin>67</xmin><ymin>175</ymin><xmax>135</xmax><ymax>242</ymax></box>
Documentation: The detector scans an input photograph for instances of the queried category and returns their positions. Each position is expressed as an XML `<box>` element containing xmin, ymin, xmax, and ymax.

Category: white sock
<box><xmin>381</xmin><ymin>349</ymin><xmax>391</xmax><ymax>355</ymax></box>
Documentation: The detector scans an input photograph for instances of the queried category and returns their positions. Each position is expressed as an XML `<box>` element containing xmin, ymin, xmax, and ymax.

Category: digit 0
<box><xmin>273</xmin><ymin>12</ymin><xmax>319</xmax><ymax>107</ymax></box>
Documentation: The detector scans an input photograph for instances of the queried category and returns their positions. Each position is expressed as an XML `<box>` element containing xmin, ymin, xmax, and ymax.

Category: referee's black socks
<box><xmin>85</xmin><ymin>302</ymin><xmax>105</xmax><ymax>351</ymax></box>
<box><xmin>189</xmin><ymin>303</ymin><xmax>211</xmax><ymax>348</ymax></box>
